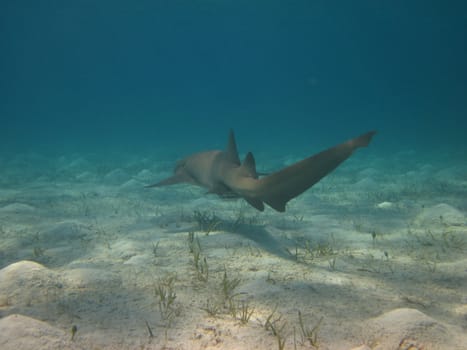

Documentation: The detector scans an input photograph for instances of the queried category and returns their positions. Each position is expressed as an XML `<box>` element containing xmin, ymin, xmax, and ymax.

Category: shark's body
<box><xmin>147</xmin><ymin>130</ymin><xmax>376</xmax><ymax>212</ymax></box>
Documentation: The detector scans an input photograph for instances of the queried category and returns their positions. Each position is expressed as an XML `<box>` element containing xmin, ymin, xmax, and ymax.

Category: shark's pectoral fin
<box><xmin>261</xmin><ymin>196</ymin><xmax>287</xmax><ymax>212</ymax></box>
<box><xmin>145</xmin><ymin>173</ymin><xmax>191</xmax><ymax>188</ymax></box>
<box><xmin>206</xmin><ymin>183</ymin><xmax>238</xmax><ymax>198</ymax></box>
<box><xmin>244</xmin><ymin>197</ymin><xmax>265</xmax><ymax>211</ymax></box>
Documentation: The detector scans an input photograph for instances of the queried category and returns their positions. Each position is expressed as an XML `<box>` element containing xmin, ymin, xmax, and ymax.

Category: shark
<box><xmin>147</xmin><ymin>130</ymin><xmax>376</xmax><ymax>212</ymax></box>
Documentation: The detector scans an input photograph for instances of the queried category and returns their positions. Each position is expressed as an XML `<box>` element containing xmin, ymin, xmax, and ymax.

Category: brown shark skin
<box><xmin>147</xmin><ymin>130</ymin><xmax>376</xmax><ymax>212</ymax></box>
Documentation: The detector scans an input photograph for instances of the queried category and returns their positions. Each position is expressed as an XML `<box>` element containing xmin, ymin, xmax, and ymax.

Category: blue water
<box><xmin>1</xmin><ymin>1</ymin><xmax>466</xmax><ymax>155</ymax></box>
<box><xmin>1</xmin><ymin>4</ymin><xmax>467</xmax><ymax>347</ymax></box>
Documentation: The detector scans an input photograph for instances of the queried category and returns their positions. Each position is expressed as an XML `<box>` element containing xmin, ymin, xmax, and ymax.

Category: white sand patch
<box><xmin>415</xmin><ymin>203</ymin><xmax>465</xmax><ymax>226</ymax></box>
<box><xmin>358</xmin><ymin>167</ymin><xmax>380</xmax><ymax>177</ymax></box>
<box><xmin>110</xmin><ymin>239</ymin><xmax>146</xmax><ymax>260</ymax></box>
<box><xmin>123</xmin><ymin>254</ymin><xmax>152</xmax><ymax>266</ymax></box>
<box><xmin>75</xmin><ymin>171</ymin><xmax>95</xmax><ymax>181</ymax></box>
<box><xmin>61</xmin><ymin>268</ymin><xmax>121</xmax><ymax>289</ymax></box>
<box><xmin>41</xmin><ymin>221</ymin><xmax>91</xmax><ymax>242</ymax></box>
<box><xmin>0</xmin><ymin>203</ymin><xmax>36</xmax><ymax>213</ymax></box>
<box><xmin>0</xmin><ymin>150</ymin><xmax>465</xmax><ymax>349</ymax></box>
<box><xmin>103</xmin><ymin>168</ymin><xmax>129</xmax><ymax>184</ymax></box>
<box><xmin>376</xmin><ymin>201</ymin><xmax>395</xmax><ymax>209</ymax></box>
<box><xmin>61</xmin><ymin>157</ymin><xmax>92</xmax><ymax>171</ymax></box>
<box><xmin>354</xmin><ymin>177</ymin><xmax>379</xmax><ymax>190</ymax></box>
<box><xmin>0</xmin><ymin>314</ymin><xmax>84</xmax><ymax>350</ymax></box>
<box><xmin>0</xmin><ymin>260</ymin><xmax>47</xmax><ymax>279</ymax></box>
<box><xmin>119</xmin><ymin>178</ymin><xmax>144</xmax><ymax>191</ymax></box>
<box><xmin>0</xmin><ymin>261</ymin><xmax>59</xmax><ymax>307</ymax></box>
<box><xmin>435</xmin><ymin>165</ymin><xmax>467</xmax><ymax>180</ymax></box>
<box><xmin>135</xmin><ymin>169</ymin><xmax>154</xmax><ymax>181</ymax></box>
<box><xmin>363</xmin><ymin>308</ymin><xmax>466</xmax><ymax>350</ymax></box>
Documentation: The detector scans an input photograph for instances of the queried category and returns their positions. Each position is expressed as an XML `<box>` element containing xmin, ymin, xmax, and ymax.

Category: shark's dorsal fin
<box><xmin>225</xmin><ymin>129</ymin><xmax>241</xmax><ymax>165</ymax></box>
<box><xmin>242</xmin><ymin>152</ymin><xmax>259</xmax><ymax>179</ymax></box>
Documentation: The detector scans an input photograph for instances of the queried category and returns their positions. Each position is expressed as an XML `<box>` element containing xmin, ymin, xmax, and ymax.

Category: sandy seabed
<box><xmin>0</xmin><ymin>149</ymin><xmax>466</xmax><ymax>350</ymax></box>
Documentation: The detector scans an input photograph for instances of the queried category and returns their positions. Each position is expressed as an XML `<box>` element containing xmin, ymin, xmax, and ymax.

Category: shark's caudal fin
<box><xmin>254</xmin><ymin>131</ymin><xmax>377</xmax><ymax>212</ymax></box>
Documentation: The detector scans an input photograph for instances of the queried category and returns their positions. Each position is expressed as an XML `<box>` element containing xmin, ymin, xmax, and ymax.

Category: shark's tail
<box><xmin>348</xmin><ymin>130</ymin><xmax>377</xmax><ymax>149</ymax></box>
<box><xmin>250</xmin><ymin>130</ymin><xmax>377</xmax><ymax>212</ymax></box>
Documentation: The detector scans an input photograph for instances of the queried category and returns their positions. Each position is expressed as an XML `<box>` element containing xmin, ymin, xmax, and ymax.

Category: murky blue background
<box><xmin>1</xmin><ymin>1</ymin><xmax>466</xmax><ymax>155</ymax></box>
